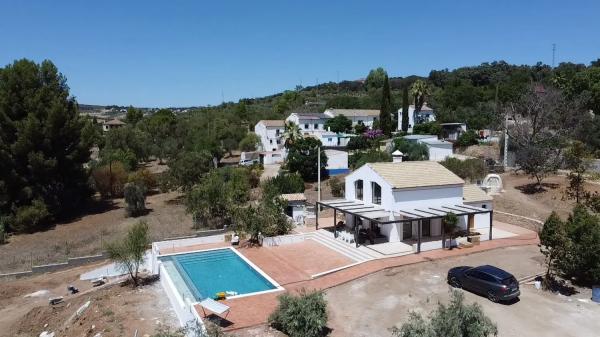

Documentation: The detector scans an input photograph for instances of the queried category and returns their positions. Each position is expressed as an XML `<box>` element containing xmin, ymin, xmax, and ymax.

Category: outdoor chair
<box><xmin>199</xmin><ymin>298</ymin><xmax>231</xmax><ymax>320</ymax></box>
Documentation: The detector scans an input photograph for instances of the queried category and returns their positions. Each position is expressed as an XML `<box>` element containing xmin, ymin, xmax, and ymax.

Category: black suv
<box><xmin>447</xmin><ymin>265</ymin><xmax>520</xmax><ymax>302</ymax></box>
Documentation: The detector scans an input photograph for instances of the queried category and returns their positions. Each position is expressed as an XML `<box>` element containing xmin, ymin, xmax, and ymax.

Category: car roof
<box><xmin>474</xmin><ymin>265</ymin><xmax>513</xmax><ymax>279</ymax></box>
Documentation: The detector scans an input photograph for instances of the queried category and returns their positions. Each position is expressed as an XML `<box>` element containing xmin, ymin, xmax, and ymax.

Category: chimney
<box><xmin>392</xmin><ymin>150</ymin><xmax>404</xmax><ymax>163</ymax></box>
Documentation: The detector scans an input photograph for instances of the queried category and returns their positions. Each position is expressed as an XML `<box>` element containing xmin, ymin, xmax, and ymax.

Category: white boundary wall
<box><xmin>262</xmin><ymin>233</ymin><xmax>307</xmax><ymax>247</ymax></box>
<box><xmin>159</xmin><ymin>263</ymin><xmax>200</xmax><ymax>328</ymax></box>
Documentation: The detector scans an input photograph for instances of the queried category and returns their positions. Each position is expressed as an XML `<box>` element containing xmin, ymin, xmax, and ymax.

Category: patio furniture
<box><xmin>199</xmin><ymin>298</ymin><xmax>231</xmax><ymax>320</ymax></box>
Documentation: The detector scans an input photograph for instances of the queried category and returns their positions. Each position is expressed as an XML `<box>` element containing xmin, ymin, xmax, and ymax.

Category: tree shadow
<box><xmin>541</xmin><ymin>276</ymin><xmax>579</xmax><ymax>296</ymax></box>
<box><xmin>515</xmin><ymin>182</ymin><xmax>560</xmax><ymax>195</ymax></box>
<box><xmin>49</xmin><ymin>198</ymin><xmax>120</xmax><ymax>230</ymax></box>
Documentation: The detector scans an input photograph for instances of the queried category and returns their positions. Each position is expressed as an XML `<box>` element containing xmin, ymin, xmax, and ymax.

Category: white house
<box><xmin>320</xmin><ymin>132</ymin><xmax>352</xmax><ymax>147</ymax></box>
<box><xmin>397</xmin><ymin>103</ymin><xmax>435</xmax><ymax>132</ymax></box>
<box><xmin>317</xmin><ymin>161</ymin><xmax>493</xmax><ymax>253</ymax></box>
<box><xmin>403</xmin><ymin>135</ymin><xmax>453</xmax><ymax>161</ymax></box>
<box><xmin>102</xmin><ymin>118</ymin><xmax>126</xmax><ymax>132</ymax></box>
<box><xmin>285</xmin><ymin>113</ymin><xmax>330</xmax><ymax>137</ymax></box>
<box><xmin>324</xmin><ymin>149</ymin><xmax>349</xmax><ymax>175</ymax></box>
<box><xmin>324</xmin><ymin>108</ymin><xmax>380</xmax><ymax>128</ymax></box>
<box><xmin>254</xmin><ymin>120</ymin><xmax>286</xmax><ymax>164</ymax></box>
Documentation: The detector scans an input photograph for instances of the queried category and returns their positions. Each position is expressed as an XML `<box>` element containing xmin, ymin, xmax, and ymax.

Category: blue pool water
<box><xmin>161</xmin><ymin>249</ymin><xmax>277</xmax><ymax>300</ymax></box>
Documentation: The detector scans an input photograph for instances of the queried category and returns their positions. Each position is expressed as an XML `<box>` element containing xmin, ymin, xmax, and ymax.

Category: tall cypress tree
<box><xmin>379</xmin><ymin>75</ymin><xmax>393</xmax><ymax>135</ymax></box>
<box><xmin>0</xmin><ymin>59</ymin><xmax>91</xmax><ymax>232</ymax></box>
<box><xmin>401</xmin><ymin>86</ymin><xmax>410</xmax><ymax>132</ymax></box>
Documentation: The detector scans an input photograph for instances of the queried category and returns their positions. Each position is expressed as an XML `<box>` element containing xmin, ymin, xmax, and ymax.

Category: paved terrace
<box><xmin>162</xmin><ymin>222</ymin><xmax>538</xmax><ymax>331</ymax></box>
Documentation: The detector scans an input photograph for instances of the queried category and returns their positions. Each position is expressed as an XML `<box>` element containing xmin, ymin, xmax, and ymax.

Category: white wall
<box><xmin>286</xmin><ymin>114</ymin><xmax>328</xmax><ymax>137</ymax></box>
<box><xmin>427</xmin><ymin>145</ymin><xmax>453</xmax><ymax>161</ymax></box>
<box><xmin>254</xmin><ymin>122</ymin><xmax>284</xmax><ymax>152</ymax></box>
<box><xmin>325</xmin><ymin>150</ymin><xmax>348</xmax><ymax>170</ymax></box>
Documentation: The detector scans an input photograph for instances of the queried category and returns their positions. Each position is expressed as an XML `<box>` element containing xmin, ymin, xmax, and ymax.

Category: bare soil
<box><xmin>0</xmin><ymin>191</ymin><xmax>196</xmax><ymax>273</ymax></box>
<box><xmin>0</xmin><ymin>264</ymin><xmax>178</xmax><ymax>337</ymax></box>
<box><xmin>493</xmin><ymin>172</ymin><xmax>600</xmax><ymax>230</ymax></box>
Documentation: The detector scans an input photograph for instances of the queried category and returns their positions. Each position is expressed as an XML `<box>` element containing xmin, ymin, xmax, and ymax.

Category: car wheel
<box><xmin>487</xmin><ymin>291</ymin><xmax>498</xmax><ymax>303</ymax></box>
<box><xmin>450</xmin><ymin>276</ymin><xmax>461</xmax><ymax>288</ymax></box>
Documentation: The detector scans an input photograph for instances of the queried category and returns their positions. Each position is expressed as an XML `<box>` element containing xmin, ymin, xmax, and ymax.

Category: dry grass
<box><xmin>0</xmin><ymin>191</ymin><xmax>196</xmax><ymax>273</ymax></box>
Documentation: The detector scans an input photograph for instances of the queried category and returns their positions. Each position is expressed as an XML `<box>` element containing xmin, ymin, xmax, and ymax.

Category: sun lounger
<box><xmin>49</xmin><ymin>297</ymin><xmax>63</xmax><ymax>305</ymax></box>
<box><xmin>199</xmin><ymin>298</ymin><xmax>230</xmax><ymax>319</ymax></box>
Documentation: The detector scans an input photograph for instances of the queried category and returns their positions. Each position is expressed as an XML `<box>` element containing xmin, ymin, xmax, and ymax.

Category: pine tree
<box><xmin>379</xmin><ymin>75</ymin><xmax>393</xmax><ymax>135</ymax></box>
<box><xmin>402</xmin><ymin>86</ymin><xmax>410</xmax><ymax>132</ymax></box>
<box><xmin>0</xmin><ymin>59</ymin><xmax>91</xmax><ymax>232</ymax></box>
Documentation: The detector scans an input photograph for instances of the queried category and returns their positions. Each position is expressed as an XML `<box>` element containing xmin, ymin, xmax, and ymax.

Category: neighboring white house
<box><xmin>440</xmin><ymin>122</ymin><xmax>467</xmax><ymax>141</ymax></box>
<box><xmin>324</xmin><ymin>108</ymin><xmax>380</xmax><ymax>128</ymax></box>
<box><xmin>285</xmin><ymin>113</ymin><xmax>330</xmax><ymax>137</ymax></box>
<box><xmin>317</xmin><ymin>161</ymin><xmax>493</xmax><ymax>252</ymax></box>
<box><xmin>320</xmin><ymin>132</ymin><xmax>352</xmax><ymax>147</ymax></box>
<box><xmin>102</xmin><ymin>118</ymin><xmax>126</xmax><ymax>132</ymax></box>
<box><xmin>254</xmin><ymin>120</ymin><xmax>286</xmax><ymax>164</ymax></box>
<box><xmin>324</xmin><ymin>149</ymin><xmax>349</xmax><ymax>175</ymax></box>
<box><xmin>397</xmin><ymin>103</ymin><xmax>435</xmax><ymax>132</ymax></box>
<box><xmin>281</xmin><ymin>193</ymin><xmax>307</xmax><ymax>224</ymax></box>
<box><xmin>403</xmin><ymin>135</ymin><xmax>453</xmax><ymax>162</ymax></box>
<box><xmin>254</xmin><ymin>120</ymin><xmax>285</xmax><ymax>152</ymax></box>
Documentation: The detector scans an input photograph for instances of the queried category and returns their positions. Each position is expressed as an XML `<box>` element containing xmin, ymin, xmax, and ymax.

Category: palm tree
<box><xmin>283</xmin><ymin>121</ymin><xmax>302</xmax><ymax>148</ymax></box>
<box><xmin>409</xmin><ymin>79</ymin><xmax>430</xmax><ymax>113</ymax></box>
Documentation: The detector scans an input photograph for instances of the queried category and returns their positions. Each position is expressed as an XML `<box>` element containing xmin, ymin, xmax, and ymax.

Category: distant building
<box><xmin>323</xmin><ymin>108</ymin><xmax>380</xmax><ymax>128</ymax></box>
<box><xmin>102</xmin><ymin>118</ymin><xmax>126</xmax><ymax>132</ymax></box>
<box><xmin>324</xmin><ymin>149</ymin><xmax>349</xmax><ymax>176</ymax></box>
<box><xmin>254</xmin><ymin>120</ymin><xmax>286</xmax><ymax>164</ymax></box>
<box><xmin>285</xmin><ymin>113</ymin><xmax>330</xmax><ymax>137</ymax></box>
<box><xmin>440</xmin><ymin>123</ymin><xmax>467</xmax><ymax>141</ymax></box>
<box><xmin>320</xmin><ymin>132</ymin><xmax>353</xmax><ymax>147</ymax></box>
<box><xmin>403</xmin><ymin>135</ymin><xmax>453</xmax><ymax>161</ymax></box>
<box><xmin>397</xmin><ymin>103</ymin><xmax>435</xmax><ymax>132</ymax></box>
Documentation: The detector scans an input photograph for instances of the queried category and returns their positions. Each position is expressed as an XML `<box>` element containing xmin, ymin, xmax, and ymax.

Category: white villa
<box><xmin>317</xmin><ymin>161</ymin><xmax>493</xmax><ymax>253</ymax></box>
<box><xmin>324</xmin><ymin>108</ymin><xmax>380</xmax><ymax>128</ymax></box>
<box><xmin>253</xmin><ymin>120</ymin><xmax>286</xmax><ymax>164</ymax></box>
<box><xmin>403</xmin><ymin>135</ymin><xmax>453</xmax><ymax>161</ymax></box>
<box><xmin>397</xmin><ymin>103</ymin><xmax>435</xmax><ymax>132</ymax></box>
<box><xmin>285</xmin><ymin>112</ymin><xmax>330</xmax><ymax>137</ymax></box>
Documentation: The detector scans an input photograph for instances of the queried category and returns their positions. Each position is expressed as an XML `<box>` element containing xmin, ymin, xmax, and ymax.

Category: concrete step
<box><xmin>310</xmin><ymin>230</ymin><xmax>376</xmax><ymax>262</ymax></box>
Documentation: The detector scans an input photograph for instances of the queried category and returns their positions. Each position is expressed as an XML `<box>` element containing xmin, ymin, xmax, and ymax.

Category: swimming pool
<box><xmin>159</xmin><ymin>248</ymin><xmax>280</xmax><ymax>301</ymax></box>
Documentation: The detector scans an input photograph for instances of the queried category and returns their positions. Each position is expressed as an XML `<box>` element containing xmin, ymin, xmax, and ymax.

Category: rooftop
<box><xmin>403</xmin><ymin>134</ymin><xmax>438</xmax><ymax>140</ymax></box>
<box><xmin>325</xmin><ymin>108</ymin><xmax>380</xmax><ymax>117</ymax></box>
<box><xmin>257</xmin><ymin>120</ymin><xmax>285</xmax><ymax>127</ymax></box>
<box><xmin>463</xmin><ymin>184</ymin><xmax>493</xmax><ymax>203</ymax></box>
<box><xmin>290</xmin><ymin>112</ymin><xmax>330</xmax><ymax>120</ymax></box>
<box><xmin>366</xmin><ymin>161</ymin><xmax>464</xmax><ymax>190</ymax></box>
<box><xmin>280</xmin><ymin>193</ymin><xmax>307</xmax><ymax>202</ymax></box>
<box><xmin>104</xmin><ymin>118</ymin><xmax>126</xmax><ymax>126</ymax></box>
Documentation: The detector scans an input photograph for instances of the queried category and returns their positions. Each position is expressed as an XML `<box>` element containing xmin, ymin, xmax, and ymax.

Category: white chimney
<box><xmin>392</xmin><ymin>150</ymin><xmax>404</xmax><ymax>163</ymax></box>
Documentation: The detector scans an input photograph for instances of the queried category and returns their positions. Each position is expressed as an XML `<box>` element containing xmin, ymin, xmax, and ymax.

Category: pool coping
<box><xmin>158</xmin><ymin>246</ymin><xmax>285</xmax><ymax>301</ymax></box>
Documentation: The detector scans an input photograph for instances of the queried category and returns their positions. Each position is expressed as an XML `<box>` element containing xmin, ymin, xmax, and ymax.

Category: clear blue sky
<box><xmin>1</xmin><ymin>0</ymin><xmax>599</xmax><ymax>107</ymax></box>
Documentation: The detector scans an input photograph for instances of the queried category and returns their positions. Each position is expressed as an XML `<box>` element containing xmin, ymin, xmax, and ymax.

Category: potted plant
<box><xmin>442</xmin><ymin>212</ymin><xmax>458</xmax><ymax>249</ymax></box>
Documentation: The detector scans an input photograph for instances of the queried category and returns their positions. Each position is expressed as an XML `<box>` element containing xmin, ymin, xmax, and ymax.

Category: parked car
<box><xmin>447</xmin><ymin>265</ymin><xmax>520</xmax><ymax>302</ymax></box>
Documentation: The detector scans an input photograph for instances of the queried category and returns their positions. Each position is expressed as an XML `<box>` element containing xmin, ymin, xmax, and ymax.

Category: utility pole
<box><xmin>317</xmin><ymin>146</ymin><xmax>321</xmax><ymax>204</ymax></box>
<box><xmin>552</xmin><ymin>43</ymin><xmax>556</xmax><ymax>67</ymax></box>
<box><xmin>503</xmin><ymin>114</ymin><xmax>509</xmax><ymax>169</ymax></box>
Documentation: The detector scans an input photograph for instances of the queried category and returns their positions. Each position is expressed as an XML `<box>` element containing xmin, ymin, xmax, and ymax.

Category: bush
<box><xmin>393</xmin><ymin>138</ymin><xmax>429</xmax><ymax>161</ymax></box>
<box><xmin>124</xmin><ymin>183</ymin><xmax>146</xmax><ymax>217</ymax></box>
<box><xmin>457</xmin><ymin>130</ymin><xmax>479</xmax><ymax>147</ymax></box>
<box><xmin>354</xmin><ymin>123</ymin><xmax>368</xmax><ymax>134</ymax></box>
<box><xmin>349</xmin><ymin>149</ymin><xmax>392</xmax><ymax>169</ymax></box>
<box><xmin>12</xmin><ymin>199</ymin><xmax>51</xmax><ymax>233</ymax></box>
<box><xmin>346</xmin><ymin>135</ymin><xmax>370</xmax><ymax>150</ymax></box>
<box><xmin>101</xmin><ymin>148</ymin><xmax>138</xmax><ymax>172</ymax></box>
<box><xmin>128</xmin><ymin>169</ymin><xmax>157</xmax><ymax>192</ymax></box>
<box><xmin>239</xmin><ymin>132</ymin><xmax>261</xmax><ymax>152</ymax></box>
<box><xmin>328</xmin><ymin>177</ymin><xmax>344</xmax><ymax>197</ymax></box>
<box><xmin>440</xmin><ymin>157</ymin><xmax>486</xmax><ymax>183</ymax></box>
<box><xmin>263</xmin><ymin>173</ymin><xmax>305</xmax><ymax>197</ymax></box>
<box><xmin>392</xmin><ymin>290</ymin><xmax>497</xmax><ymax>337</ymax></box>
<box><xmin>91</xmin><ymin>161</ymin><xmax>129</xmax><ymax>198</ymax></box>
<box><xmin>269</xmin><ymin>289</ymin><xmax>328</xmax><ymax>337</ymax></box>
<box><xmin>413</xmin><ymin>121</ymin><xmax>441</xmax><ymax>135</ymax></box>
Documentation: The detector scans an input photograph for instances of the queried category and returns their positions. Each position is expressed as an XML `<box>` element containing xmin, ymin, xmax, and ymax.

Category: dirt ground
<box><xmin>326</xmin><ymin>245</ymin><xmax>600</xmax><ymax>337</ymax></box>
<box><xmin>493</xmin><ymin>172</ymin><xmax>600</xmax><ymax>230</ymax></box>
<box><xmin>0</xmin><ymin>191</ymin><xmax>196</xmax><ymax>273</ymax></box>
<box><xmin>0</xmin><ymin>263</ymin><xmax>178</xmax><ymax>337</ymax></box>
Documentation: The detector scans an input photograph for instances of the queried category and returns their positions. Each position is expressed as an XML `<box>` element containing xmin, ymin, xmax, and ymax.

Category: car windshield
<box><xmin>501</xmin><ymin>277</ymin><xmax>516</xmax><ymax>285</ymax></box>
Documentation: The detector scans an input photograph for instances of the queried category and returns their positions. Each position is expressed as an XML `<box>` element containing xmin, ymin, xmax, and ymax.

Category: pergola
<box><xmin>316</xmin><ymin>199</ymin><xmax>493</xmax><ymax>253</ymax></box>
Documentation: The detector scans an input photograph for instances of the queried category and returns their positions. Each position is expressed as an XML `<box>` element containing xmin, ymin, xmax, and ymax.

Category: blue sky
<box><xmin>1</xmin><ymin>0</ymin><xmax>599</xmax><ymax>107</ymax></box>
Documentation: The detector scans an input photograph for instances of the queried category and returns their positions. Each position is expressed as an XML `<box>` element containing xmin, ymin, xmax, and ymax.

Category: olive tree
<box><xmin>107</xmin><ymin>221</ymin><xmax>150</xmax><ymax>287</ymax></box>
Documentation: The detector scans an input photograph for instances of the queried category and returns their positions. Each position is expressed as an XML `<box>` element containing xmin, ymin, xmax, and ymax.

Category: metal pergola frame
<box><xmin>316</xmin><ymin>199</ymin><xmax>493</xmax><ymax>253</ymax></box>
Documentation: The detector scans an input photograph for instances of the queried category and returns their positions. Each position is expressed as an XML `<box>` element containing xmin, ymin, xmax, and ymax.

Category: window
<box><xmin>304</xmin><ymin>123</ymin><xmax>309</xmax><ymax>129</ymax></box>
<box><xmin>269</xmin><ymin>139</ymin><xmax>273</xmax><ymax>144</ymax></box>
<box><xmin>371</xmin><ymin>182</ymin><xmax>381</xmax><ymax>204</ymax></box>
<box><xmin>358</xmin><ymin>120</ymin><xmax>363</xmax><ymax>125</ymax></box>
<box><xmin>314</xmin><ymin>123</ymin><xmax>319</xmax><ymax>129</ymax></box>
<box><xmin>355</xmin><ymin>180</ymin><xmax>363</xmax><ymax>200</ymax></box>
<box><xmin>327</xmin><ymin>138</ymin><xmax>332</xmax><ymax>142</ymax></box>
<box><xmin>276</xmin><ymin>129</ymin><xmax>280</xmax><ymax>136</ymax></box>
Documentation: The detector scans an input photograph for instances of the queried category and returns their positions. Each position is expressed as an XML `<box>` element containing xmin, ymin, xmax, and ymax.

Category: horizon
<box><xmin>2</xmin><ymin>0</ymin><xmax>599</xmax><ymax>107</ymax></box>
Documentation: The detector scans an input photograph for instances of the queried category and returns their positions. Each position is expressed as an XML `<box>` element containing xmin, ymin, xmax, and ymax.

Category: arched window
<box><xmin>355</xmin><ymin>180</ymin><xmax>363</xmax><ymax>200</ymax></box>
<box><xmin>372</xmin><ymin>182</ymin><xmax>381</xmax><ymax>204</ymax></box>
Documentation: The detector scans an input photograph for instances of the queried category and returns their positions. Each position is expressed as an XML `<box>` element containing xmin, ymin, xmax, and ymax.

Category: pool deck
<box><xmin>163</xmin><ymin>222</ymin><xmax>539</xmax><ymax>331</ymax></box>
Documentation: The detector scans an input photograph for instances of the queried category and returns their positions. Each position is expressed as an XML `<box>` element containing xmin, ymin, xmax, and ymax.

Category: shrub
<box><xmin>91</xmin><ymin>161</ymin><xmax>129</xmax><ymax>198</ymax></box>
<box><xmin>263</xmin><ymin>173</ymin><xmax>305</xmax><ymax>197</ymax></box>
<box><xmin>128</xmin><ymin>169</ymin><xmax>157</xmax><ymax>192</ymax></box>
<box><xmin>413</xmin><ymin>121</ymin><xmax>441</xmax><ymax>135</ymax></box>
<box><xmin>124</xmin><ymin>183</ymin><xmax>146</xmax><ymax>217</ymax></box>
<box><xmin>328</xmin><ymin>177</ymin><xmax>344</xmax><ymax>197</ymax></box>
<box><xmin>354</xmin><ymin>123</ymin><xmax>367</xmax><ymax>134</ymax></box>
<box><xmin>394</xmin><ymin>138</ymin><xmax>429</xmax><ymax>161</ymax></box>
<box><xmin>440</xmin><ymin>157</ymin><xmax>486</xmax><ymax>183</ymax></box>
<box><xmin>346</xmin><ymin>135</ymin><xmax>370</xmax><ymax>150</ymax></box>
<box><xmin>239</xmin><ymin>132</ymin><xmax>261</xmax><ymax>152</ymax></box>
<box><xmin>457</xmin><ymin>130</ymin><xmax>479</xmax><ymax>147</ymax></box>
<box><xmin>349</xmin><ymin>149</ymin><xmax>392</xmax><ymax>169</ymax></box>
<box><xmin>392</xmin><ymin>290</ymin><xmax>497</xmax><ymax>337</ymax></box>
<box><xmin>12</xmin><ymin>199</ymin><xmax>50</xmax><ymax>233</ymax></box>
<box><xmin>269</xmin><ymin>289</ymin><xmax>328</xmax><ymax>337</ymax></box>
